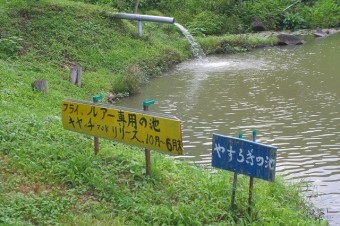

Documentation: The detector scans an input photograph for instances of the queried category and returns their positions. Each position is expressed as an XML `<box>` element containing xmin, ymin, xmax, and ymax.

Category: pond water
<box><xmin>118</xmin><ymin>33</ymin><xmax>340</xmax><ymax>224</ymax></box>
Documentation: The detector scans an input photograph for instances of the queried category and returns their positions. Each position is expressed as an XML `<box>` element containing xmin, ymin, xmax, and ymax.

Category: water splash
<box><xmin>174</xmin><ymin>23</ymin><xmax>205</xmax><ymax>59</ymax></box>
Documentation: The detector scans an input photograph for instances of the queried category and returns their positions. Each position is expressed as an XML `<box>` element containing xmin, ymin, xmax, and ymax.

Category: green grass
<box><xmin>0</xmin><ymin>0</ymin><xmax>327</xmax><ymax>225</ymax></box>
<box><xmin>198</xmin><ymin>33</ymin><xmax>277</xmax><ymax>55</ymax></box>
<box><xmin>0</xmin><ymin>57</ymin><xmax>326</xmax><ymax>225</ymax></box>
<box><xmin>0</xmin><ymin>0</ymin><xmax>190</xmax><ymax>94</ymax></box>
<box><xmin>0</xmin><ymin>135</ymin><xmax>327</xmax><ymax>225</ymax></box>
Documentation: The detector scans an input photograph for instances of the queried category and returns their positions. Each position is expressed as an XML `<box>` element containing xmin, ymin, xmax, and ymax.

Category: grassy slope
<box><xmin>0</xmin><ymin>0</ymin><xmax>325</xmax><ymax>225</ymax></box>
<box><xmin>0</xmin><ymin>0</ymin><xmax>191</xmax><ymax>94</ymax></box>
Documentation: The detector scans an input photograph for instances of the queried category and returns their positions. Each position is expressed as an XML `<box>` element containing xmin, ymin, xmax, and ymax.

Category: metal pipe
<box><xmin>138</xmin><ymin>20</ymin><xmax>143</xmax><ymax>37</ymax></box>
<box><xmin>113</xmin><ymin>13</ymin><xmax>175</xmax><ymax>24</ymax></box>
<box><xmin>248</xmin><ymin>130</ymin><xmax>257</xmax><ymax>214</ymax></box>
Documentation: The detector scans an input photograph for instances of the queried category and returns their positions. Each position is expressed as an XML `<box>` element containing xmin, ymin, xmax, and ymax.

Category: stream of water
<box><xmin>174</xmin><ymin>23</ymin><xmax>205</xmax><ymax>58</ymax></box>
<box><xmin>118</xmin><ymin>33</ymin><xmax>340</xmax><ymax>224</ymax></box>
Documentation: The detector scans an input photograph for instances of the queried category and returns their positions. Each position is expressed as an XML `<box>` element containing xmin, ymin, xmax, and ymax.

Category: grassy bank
<box><xmin>0</xmin><ymin>0</ymin><xmax>326</xmax><ymax>225</ymax></box>
<box><xmin>0</xmin><ymin>0</ymin><xmax>192</xmax><ymax>94</ymax></box>
<box><xmin>0</xmin><ymin>0</ymin><xmax>277</xmax><ymax>94</ymax></box>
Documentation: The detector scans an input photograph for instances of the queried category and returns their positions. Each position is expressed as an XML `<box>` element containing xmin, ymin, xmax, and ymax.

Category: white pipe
<box><xmin>138</xmin><ymin>20</ymin><xmax>142</xmax><ymax>37</ymax></box>
<box><xmin>113</xmin><ymin>13</ymin><xmax>175</xmax><ymax>24</ymax></box>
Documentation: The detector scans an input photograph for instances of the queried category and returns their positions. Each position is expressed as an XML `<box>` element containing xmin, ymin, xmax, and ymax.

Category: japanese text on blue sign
<box><xmin>212</xmin><ymin>134</ymin><xmax>277</xmax><ymax>182</ymax></box>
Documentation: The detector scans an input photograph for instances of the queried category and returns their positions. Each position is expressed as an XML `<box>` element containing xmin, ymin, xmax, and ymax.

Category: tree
<box><xmin>133</xmin><ymin>0</ymin><xmax>140</xmax><ymax>14</ymax></box>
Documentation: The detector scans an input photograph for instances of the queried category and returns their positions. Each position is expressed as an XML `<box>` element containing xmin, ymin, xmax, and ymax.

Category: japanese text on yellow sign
<box><xmin>61</xmin><ymin>99</ymin><xmax>183</xmax><ymax>155</ymax></box>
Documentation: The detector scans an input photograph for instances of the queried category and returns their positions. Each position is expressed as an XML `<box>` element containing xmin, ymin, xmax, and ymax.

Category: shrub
<box><xmin>188</xmin><ymin>12</ymin><xmax>225</xmax><ymax>36</ymax></box>
<box><xmin>223</xmin><ymin>15</ymin><xmax>247</xmax><ymax>34</ymax></box>
<box><xmin>283</xmin><ymin>12</ymin><xmax>306</xmax><ymax>30</ymax></box>
<box><xmin>110</xmin><ymin>0</ymin><xmax>161</xmax><ymax>12</ymax></box>
<box><xmin>242</xmin><ymin>0</ymin><xmax>292</xmax><ymax>30</ymax></box>
<box><xmin>0</xmin><ymin>36</ymin><xmax>24</xmax><ymax>58</ymax></box>
<box><xmin>70</xmin><ymin>0</ymin><xmax>112</xmax><ymax>5</ymax></box>
<box><xmin>301</xmin><ymin>0</ymin><xmax>340</xmax><ymax>28</ymax></box>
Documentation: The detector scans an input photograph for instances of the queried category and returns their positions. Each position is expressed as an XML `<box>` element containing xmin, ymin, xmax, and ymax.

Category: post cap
<box><xmin>93</xmin><ymin>94</ymin><xmax>104</xmax><ymax>103</ymax></box>
<box><xmin>143</xmin><ymin>99</ymin><xmax>155</xmax><ymax>107</ymax></box>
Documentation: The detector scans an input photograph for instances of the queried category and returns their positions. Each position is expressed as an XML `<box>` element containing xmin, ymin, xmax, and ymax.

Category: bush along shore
<box><xmin>0</xmin><ymin>0</ymin><xmax>334</xmax><ymax>225</ymax></box>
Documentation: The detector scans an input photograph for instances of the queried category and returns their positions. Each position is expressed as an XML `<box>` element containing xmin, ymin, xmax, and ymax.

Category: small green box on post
<box><xmin>143</xmin><ymin>99</ymin><xmax>155</xmax><ymax>111</ymax></box>
<box><xmin>93</xmin><ymin>94</ymin><xmax>104</xmax><ymax>103</ymax></box>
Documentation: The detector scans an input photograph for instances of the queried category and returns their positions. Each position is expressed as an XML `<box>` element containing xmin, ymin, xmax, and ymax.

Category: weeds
<box><xmin>199</xmin><ymin>34</ymin><xmax>277</xmax><ymax>55</ymax></box>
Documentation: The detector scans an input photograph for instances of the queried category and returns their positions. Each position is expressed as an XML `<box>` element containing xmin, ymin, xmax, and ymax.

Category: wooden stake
<box><xmin>92</xmin><ymin>94</ymin><xmax>104</xmax><ymax>155</ymax></box>
<box><xmin>69</xmin><ymin>64</ymin><xmax>82</xmax><ymax>87</ymax></box>
<box><xmin>32</xmin><ymin>80</ymin><xmax>48</xmax><ymax>93</ymax></box>
<box><xmin>231</xmin><ymin>172</ymin><xmax>238</xmax><ymax>210</ymax></box>
<box><xmin>94</xmin><ymin>137</ymin><xmax>99</xmax><ymax>155</ymax></box>
<box><xmin>143</xmin><ymin>99</ymin><xmax>155</xmax><ymax>176</ymax></box>
<box><xmin>231</xmin><ymin>132</ymin><xmax>243</xmax><ymax>210</ymax></box>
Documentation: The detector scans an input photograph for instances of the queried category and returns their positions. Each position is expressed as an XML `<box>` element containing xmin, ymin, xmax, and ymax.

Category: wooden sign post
<box><xmin>143</xmin><ymin>99</ymin><xmax>155</xmax><ymax>176</ymax></box>
<box><xmin>231</xmin><ymin>132</ymin><xmax>243</xmax><ymax>210</ymax></box>
<box><xmin>93</xmin><ymin>94</ymin><xmax>104</xmax><ymax>155</ymax></box>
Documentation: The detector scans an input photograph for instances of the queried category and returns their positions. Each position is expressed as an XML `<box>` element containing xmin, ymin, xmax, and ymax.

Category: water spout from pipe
<box><xmin>174</xmin><ymin>23</ymin><xmax>205</xmax><ymax>59</ymax></box>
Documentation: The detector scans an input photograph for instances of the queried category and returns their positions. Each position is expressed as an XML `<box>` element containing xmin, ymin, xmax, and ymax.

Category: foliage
<box><xmin>155</xmin><ymin>0</ymin><xmax>237</xmax><ymax>27</ymax></box>
<box><xmin>0</xmin><ymin>0</ymin><xmax>189</xmax><ymax>94</ymax></box>
<box><xmin>188</xmin><ymin>12</ymin><xmax>225</xmax><ymax>36</ymax></box>
<box><xmin>71</xmin><ymin>0</ymin><xmax>112</xmax><ymax>5</ymax></box>
<box><xmin>198</xmin><ymin>34</ymin><xmax>277</xmax><ymax>55</ymax></box>
<box><xmin>68</xmin><ymin>0</ymin><xmax>162</xmax><ymax>12</ymax></box>
<box><xmin>237</xmin><ymin>0</ymin><xmax>340</xmax><ymax>30</ymax></box>
<box><xmin>242</xmin><ymin>0</ymin><xmax>287</xmax><ymax>31</ymax></box>
<box><xmin>283</xmin><ymin>12</ymin><xmax>306</xmax><ymax>30</ymax></box>
<box><xmin>222</xmin><ymin>15</ymin><xmax>247</xmax><ymax>34</ymax></box>
<box><xmin>58</xmin><ymin>0</ymin><xmax>339</xmax><ymax>30</ymax></box>
<box><xmin>301</xmin><ymin>0</ymin><xmax>340</xmax><ymax>28</ymax></box>
<box><xmin>0</xmin><ymin>36</ymin><xmax>24</xmax><ymax>58</ymax></box>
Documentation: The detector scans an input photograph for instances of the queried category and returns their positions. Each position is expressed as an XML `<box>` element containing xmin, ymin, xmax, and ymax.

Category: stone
<box><xmin>32</xmin><ymin>80</ymin><xmax>48</xmax><ymax>93</ymax></box>
<box><xmin>276</xmin><ymin>34</ymin><xmax>304</xmax><ymax>45</ymax></box>
<box><xmin>251</xmin><ymin>18</ymin><xmax>266</xmax><ymax>32</ymax></box>
<box><xmin>314</xmin><ymin>29</ymin><xmax>327</xmax><ymax>37</ymax></box>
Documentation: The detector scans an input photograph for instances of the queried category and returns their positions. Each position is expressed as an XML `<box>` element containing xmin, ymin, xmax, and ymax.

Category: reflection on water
<box><xmin>118</xmin><ymin>34</ymin><xmax>340</xmax><ymax>224</ymax></box>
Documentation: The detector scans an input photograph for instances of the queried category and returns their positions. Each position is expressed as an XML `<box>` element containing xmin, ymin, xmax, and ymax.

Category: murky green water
<box><xmin>118</xmin><ymin>33</ymin><xmax>340</xmax><ymax>224</ymax></box>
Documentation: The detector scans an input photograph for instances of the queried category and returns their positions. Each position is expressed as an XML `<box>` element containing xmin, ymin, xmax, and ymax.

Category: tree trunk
<box><xmin>133</xmin><ymin>0</ymin><xmax>140</xmax><ymax>14</ymax></box>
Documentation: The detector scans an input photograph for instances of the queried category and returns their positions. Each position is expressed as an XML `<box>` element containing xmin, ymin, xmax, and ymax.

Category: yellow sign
<box><xmin>61</xmin><ymin>99</ymin><xmax>183</xmax><ymax>155</ymax></box>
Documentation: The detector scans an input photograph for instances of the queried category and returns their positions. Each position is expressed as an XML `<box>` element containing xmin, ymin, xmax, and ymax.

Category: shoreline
<box><xmin>109</xmin><ymin>28</ymin><xmax>340</xmax><ymax>100</ymax></box>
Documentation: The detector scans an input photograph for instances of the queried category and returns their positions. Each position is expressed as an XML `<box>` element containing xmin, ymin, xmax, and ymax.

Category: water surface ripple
<box><xmin>119</xmin><ymin>34</ymin><xmax>340</xmax><ymax>224</ymax></box>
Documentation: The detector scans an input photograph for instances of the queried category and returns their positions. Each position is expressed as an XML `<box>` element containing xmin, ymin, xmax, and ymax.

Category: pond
<box><xmin>118</xmin><ymin>33</ymin><xmax>340</xmax><ymax>224</ymax></box>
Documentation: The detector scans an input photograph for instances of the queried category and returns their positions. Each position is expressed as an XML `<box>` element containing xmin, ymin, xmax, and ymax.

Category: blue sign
<box><xmin>212</xmin><ymin>134</ymin><xmax>277</xmax><ymax>182</ymax></box>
